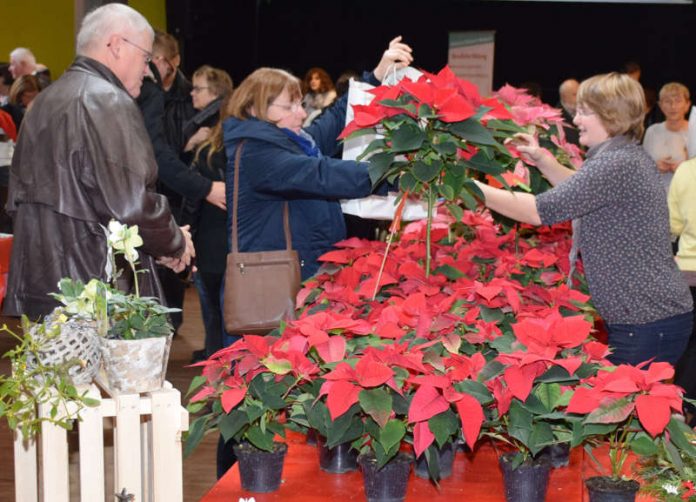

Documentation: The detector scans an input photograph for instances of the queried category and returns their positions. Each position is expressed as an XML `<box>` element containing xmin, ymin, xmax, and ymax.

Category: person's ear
<box><xmin>106</xmin><ymin>34</ymin><xmax>122</xmax><ymax>59</ymax></box>
<box><xmin>171</xmin><ymin>54</ymin><xmax>181</xmax><ymax>70</ymax></box>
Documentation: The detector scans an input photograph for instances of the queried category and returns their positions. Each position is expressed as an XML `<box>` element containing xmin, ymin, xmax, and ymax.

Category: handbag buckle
<box><xmin>238</xmin><ymin>263</ymin><xmax>245</xmax><ymax>274</ymax></box>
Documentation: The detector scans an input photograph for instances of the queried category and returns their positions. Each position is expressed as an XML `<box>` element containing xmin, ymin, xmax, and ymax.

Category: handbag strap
<box><xmin>231</xmin><ymin>140</ymin><xmax>293</xmax><ymax>253</ymax></box>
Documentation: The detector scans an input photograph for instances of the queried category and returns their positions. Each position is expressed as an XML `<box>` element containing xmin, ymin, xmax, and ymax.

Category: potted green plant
<box><xmin>566</xmin><ymin>362</ymin><xmax>696</xmax><ymax>502</ymax></box>
<box><xmin>0</xmin><ymin>320</ymin><xmax>100</xmax><ymax>440</ymax></box>
<box><xmin>53</xmin><ymin>220</ymin><xmax>179</xmax><ymax>394</ymax></box>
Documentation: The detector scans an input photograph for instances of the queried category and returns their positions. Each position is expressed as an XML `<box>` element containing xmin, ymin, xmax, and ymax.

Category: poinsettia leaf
<box><xmin>528</xmin><ymin>421</ymin><xmax>554</xmax><ymax>457</ymax></box>
<box><xmin>413</xmin><ymin>160</ymin><xmax>442</xmax><ymax>183</ymax></box>
<box><xmin>536</xmin><ymin>365</ymin><xmax>576</xmax><ymax>384</ymax></box>
<box><xmin>463</xmin><ymin>152</ymin><xmax>505</xmax><ymax>175</ymax></box>
<box><xmin>584</xmin><ymin>397</ymin><xmax>635</xmax><ymax>424</ymax></box>
<box><xmin>246</xmin><ymin>426</ymin><xmax>275</xmax><ymax>452</ymax></box>
<box><xmin>221</xmin><ymin>387</ymin><xmax>246</xmax><ymax>413</ymax></box>
<box><xmin>666</xmin><ymin>417</ymin><xmax>696</xmax><ymax>457</ymax></box>
<box><xmin>378</xmin><ymin>419</ymin><xmax>406</xmax><ymax>456</ymax></box>
<box><xmin>409</xmin><ymin>385</ymin><xmax>450</xmax><ymax>423</ymax></box>
<box><xmin>413</xmin><ymin>421</ymin><xmax>436</xmax><ymax>458</ymax></box>
<box><xmin>635</xmin><ymin>394</ymin><xmax>671</xmax><ymax>437</ymax></box>
<box><xmin>184</xmin><ymin>415</ymin><xmax>211</xmax><ymax>458</ymax></box>
<box><xmin>218</xmin><ymin>409</ymin><xmax>248</xmax><ymax>442</ymax></box>
<box><xmin>433</xmin><ymin>140</ymin><xmax>458</xmax><ymax>156</ymax></box>
<box><xmin>368</xmin><ymin>152</ymin><xmax>396</xmax><ymax>186</ymax></box>
<box><xmin>449</xmin><ymin>118</ymin><xmax>497</xmax><ymax>146</ymax></box>
<box><xmin>446</xmin><ymin>203</ymin><xmax>464</xmax><ymax>222</ymax></box>
<box><xmin>433</xmin><ymin>264</ymin><xmax>465</xmax><ymax>280</ymax></box>
<box><xmin>326</xmin><ymin>380</ymin><xmax>362</xmax><ymax>420</ymax></box>
<box><xmin>399</xmin><ymin>171</ymin><xmax>419</xmax><ymax>192</ymax></box>
<box><xmin>507</xmin><ymin>400</ymin><xmax>533</xmax><ymax>450</ymax></box>
<box><xmin>437</xmin><ymin>183</ymin><xmax>456</xmax><ymax>201</ymax></box>
<box><xmin>629</xmin><ymin>434</ymin><xmax>659</xmax><ymax>457</ymax></box>
<box><xmin>533</xmin><ymin>383</ymin><xmax>562</xmax><ymax>412</ymax></box>
<box><xmin>326</xmin><ymin>403</ymin><xmax>361</xmax><ymax>448</ymax></box>
<box><xmin>453</xmin><ymin>380</ymin><xmax>493</xmax><ymax>404</ymax></box>
<box><xmin>455</xmin><ymin>393</ymin><xmax>484</xmax><ymax>449</ymax></box>
<box><xmin>391</xmin><ymin>123</ymin><xmax>426</xmax><ymax>153</ymax></box>
<box><xmin>359</xmin><ymin>388</ymin><xmax>392</xmax><ymax>429</ymax></box>
<box><xmin>459</xmin><ymin>184</ymin><xmax>480</xmax><ymax>210</ymax></box>
<box><xmin>357</xmin><ymin>138</ymin><xmax>388</xmax><ymax>161</ymax></box>
<box><xmin>303</xmin><ymin>400</ymin><xmax>330</xmax><ymax>437</ymax></box>
<box><xmin>428</xmin><ymin>410</ymin><xmax>459</xmax><ymax>448</ymax></box>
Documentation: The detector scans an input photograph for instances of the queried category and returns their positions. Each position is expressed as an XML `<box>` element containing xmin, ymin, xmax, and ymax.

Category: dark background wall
<box><xmin>166</xmin><ymin>0</ymin><xmax>695</xmax><ymax>105</ymax></box>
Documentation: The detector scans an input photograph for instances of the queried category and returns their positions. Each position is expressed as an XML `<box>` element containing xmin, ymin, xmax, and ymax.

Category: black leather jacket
<box><xmin>5</xmin><ymin>56</ymin><xmax>185</xmax><ymax>317</ymax></box>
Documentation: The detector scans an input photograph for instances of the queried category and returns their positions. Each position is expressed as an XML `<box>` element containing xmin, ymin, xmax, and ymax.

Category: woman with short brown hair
<box><xmin>475</xmin><ymin>72</ymin><xmax>692</xmax><ymax>367</ymax></box>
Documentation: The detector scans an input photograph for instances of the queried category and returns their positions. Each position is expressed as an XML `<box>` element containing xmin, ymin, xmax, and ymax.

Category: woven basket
<box><xmin>29</xmin><ymin>314</ymin><xmax>102</xmax><ymax>385</ymax></box>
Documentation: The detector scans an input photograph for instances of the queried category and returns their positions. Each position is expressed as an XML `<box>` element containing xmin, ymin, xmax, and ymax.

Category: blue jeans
<box><xmin>607</xmin><ymin>311</ymin><xmax>692</xmax><ymax>366</ymax></box>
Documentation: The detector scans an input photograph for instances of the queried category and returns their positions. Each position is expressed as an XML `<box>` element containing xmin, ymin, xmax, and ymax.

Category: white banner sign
<box><xmin>448</xmin><ymin>31</ymin><xmax>495</xmax><ymax>97</ymax></box>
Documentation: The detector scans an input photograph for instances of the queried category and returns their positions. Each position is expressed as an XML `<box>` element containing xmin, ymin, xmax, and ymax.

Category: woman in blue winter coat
<box><xmin>222</xmin><ymin>36</ymin><xmax>413</xmax><ymax>281</ymax></box>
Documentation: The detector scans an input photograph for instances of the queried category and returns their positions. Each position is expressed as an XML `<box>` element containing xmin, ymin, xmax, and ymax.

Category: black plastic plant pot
<box><xmin>414</xmin><ymin>442</ymin><xmax>455</xmax><ymax>480</ymax></box>
<box><xmin>541</xmin><ymin>442</ymin><xmax>571</xmax><ymax>468</ymax></box>
<box><xmin>585</xmin><ymin>476</ymin><xmax>640</xmax><ymax>502</ymax></box>
<box><xmin>358</xmin><ymin>452</ymin><xmax>413</xmax><ymax>502</ymax></box>
<box><xmin>498</xmin><ymin>452</ymin><xmax>551</xmax><ymax>502</ymax></box>
<box><xmin>232</xmin><ymin>442</ymin><xmax>288</xmax><ymax>493</ymax></box>
<box><xmin>317</xmin><ymin>436</ymin><xmax>358</xmax><ymax>473</ymax></box>
<box><xmin>305</xmin><ymin>428</ymin><xmax>318</xmax><ymax>446</ymax></box>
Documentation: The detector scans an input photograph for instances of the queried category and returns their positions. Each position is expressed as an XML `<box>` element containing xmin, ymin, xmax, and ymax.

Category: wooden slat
<box><xmin>13</xmin><ymin>432</ymin><xmax>38</xmax><ymax>502</ymax></box>
<box><xmin>151</xmin><ymin>388</ymin><xmax>184</xmax><ymax>502</ymax></box>
<box><xmin>38</xmin><ymin>407</ymin><xmax>70</xmax><ymax>502</ymax></box>
<box><xmin>78</xmin><ymin>386</ymin><xmax>104</xmax><ymax>502</ymax></box>
<box><xmin>141</xmin><ymin>412</ymin><xmax>152</xmax><ymax>501</ymax></box>
<box><xmin>113</xmin><ymin>393</ymin><xmax>142</xmax><ymax>500</ymax></box>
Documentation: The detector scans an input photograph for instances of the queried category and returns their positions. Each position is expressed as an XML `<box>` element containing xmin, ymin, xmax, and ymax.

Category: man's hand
<box><xmin>206</xmin><ymin>181</ymin><xmax>226</xmax><ymax>210</ymax></box>
<box><xmin>158</xmin><ymin>225</ymin><xmax>196</xmax><ymax>273</ymax></box>
<box><xmin>657</xmin><ymin>158</ymin><xmax>678</xmax><ymax>173</ymax></box>
<box><xmin>373</xmin><ymin>36</ymin><xmax>414</xmax><ymax>82</ymax></box>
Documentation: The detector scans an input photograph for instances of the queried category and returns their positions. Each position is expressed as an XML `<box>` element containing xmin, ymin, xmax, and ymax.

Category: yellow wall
<box><xmin>0</xmin><ymin>0</ymin><xmax>167</xmax><ymax>80</ymax></box>
<box><xmin>0</xmin><ymin>0</ymin><xmax>75</xmax><ymax>79</ymax></box>
<box><xmin>130</xmin><ymin>0</ymin><xmax>168</xmax><ymax>33</ymax></box>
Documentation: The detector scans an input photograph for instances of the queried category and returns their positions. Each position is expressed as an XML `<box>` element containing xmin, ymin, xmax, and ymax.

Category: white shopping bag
<box><xmin>340</xmin><ymin>68</ymin><xmax>429</xmax><ymax>221</ymax></box>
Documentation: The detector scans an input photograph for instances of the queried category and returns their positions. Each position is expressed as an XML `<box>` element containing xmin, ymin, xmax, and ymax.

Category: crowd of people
<box><xmin>1</xmin><ymin>2</ymin><xmax>695</xmax><ymax>475</ymax></box>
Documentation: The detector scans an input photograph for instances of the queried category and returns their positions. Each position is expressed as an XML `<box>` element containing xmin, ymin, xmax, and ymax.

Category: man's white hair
<box><xmin>10</xmin><ymin>48</ymin><xmax>36</xmax><ymax>66</ymax></box>
<box><xmin>76</xmin><ymin>3</ymin><xmax>153</xmax><ymax>56</ymax></box>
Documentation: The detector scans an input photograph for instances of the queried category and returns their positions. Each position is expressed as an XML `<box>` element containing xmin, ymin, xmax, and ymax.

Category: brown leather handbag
<box><xmin>223</xmin><ymin>141</ymin><xmax>301</xmax><ymax>335</ymax></box>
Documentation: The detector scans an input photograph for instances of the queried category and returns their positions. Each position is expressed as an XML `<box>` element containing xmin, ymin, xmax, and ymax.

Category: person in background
<box><xmin>9</xmin><ymin>74</ymin><xmax>41</xmax><ymax>111</ymax></box>
<box><xmin>557</xmin><ymin>78</ymin><xmax>580</xmax><ymax>146</ymax></box>
<box><xmin>217</xmin><ymin>36</ymin><xmax>413</xmax><ymax>478</ymax></box>
<box><xmin>8</xmin><ymin>47</ymin><xmax>51</xmax><ymax>89</ymax></box>
<box><xmin>183</xmin><ymin>65</ymin><xmax>234</xmax><ymax>157</ymax></box>
<box><xmin>4</xmin><ymin>3</ymin><xmax>194</xmax><ymax>318</ymax></box>
<box><xmin>474</xmin><ymin>72</ymin><xmax>692</xmax><ymax>367</ymax></box>
<box><xmin>642</xmin><ymin>82</ymin><xmax>691</xmax><ymax>193</ymax></box>
<box><xmin>151</xmin><ymin>31</ymin><xmax>195</xmax><ymax>154</ymax></box>
<box><xmin>301</xmin><ymin>67</ymin><xmax>336</xmax><ymax>125</ymax></box>
<box><xmin>667</xmin><ymin>156</ymin><xmax>696</xmax><ymax>427</ymax></box>
<box><xmin>186</xmin><ymin>79</ymin><xmax>233</xmax><ymax>363</ymax></box>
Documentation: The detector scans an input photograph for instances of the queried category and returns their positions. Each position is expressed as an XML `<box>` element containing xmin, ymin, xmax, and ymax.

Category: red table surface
<box><xmin>199</xmin><ymin>432</ymin><xmax>656</xmax><ymax>502</ymax></box>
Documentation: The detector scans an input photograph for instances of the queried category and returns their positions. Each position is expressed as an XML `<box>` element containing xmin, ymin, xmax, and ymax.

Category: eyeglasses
<box><xmin>270</xmin><ymin>101</ymin><xmax>303</xmax><ymax>113</ymax></box>
<box><xmin>120</xmin><ymin>37</ymin><xmax>153</xmax><ymax>64</ymax></box>
<box><xmin>575</xmin><ymin>107</ymin><xmax>595</xmax><ymax>117</ymax></box>
<box><xmin>191</xmin><ymin>86</ymin><xmax>210</xmax><ymax>93</ymax></box>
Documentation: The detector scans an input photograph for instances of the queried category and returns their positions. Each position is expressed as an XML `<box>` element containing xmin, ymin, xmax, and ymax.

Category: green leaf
<box><xmin>368</xmin><ymin>152</ymin><xmax>395</xmax><ymax>186</ymax></box>
<box><xmin>536</xmin><ymin>365</ymin><xmax>576</xmax><ymax>384</ymax></box>
<box><xmin>534</xmin><ymin>383</ymin><xmax>562</xmax><ymax>411</ymax></box>
<box><xmin>437</xmin><ymin>183</ymin><xmax>455</xmax><ymax>200</ymax></box>
<box><xmin>666</xmin><ymin>417</ymin><xmax>696</xmax><ymax>457</ymax></box>
<box><xmin>528</xmin><ymin>421</ymin><xmax>555</xmax><ymax>457</ymax></box>
<box><xmin>184</xmin><ymin>416</ymin><xmax>211</xmax><ymax>457</ymax></box>
<box><xmin>303</xmin><ymin>400</ymin><xmax>330</xmax><ymax>438</ymax></box>
<box><xmin>246</xmin><ymin>426</ymin><xmax>275</xmax><ymax>452</ymax></box>
<box><xmin>629</xmin><ymin>435</ymin><xmax>658</xmax><ymax>457</ymax></box>
<box><xmin>399</xmin><ymin>171</ymin><xmax>418</xmax><ymax>192</ymax></box>
<box><xmin>453</xmin><ymin>380</ymin><xmax>492</xmax><ymax>404</ymax></box>
<box><xmin>463</xmin><ymin>152</ymin><xmax>505</xmax><ymax>175</ymax></box>
<box><xmin>412</xmin><ymin>160</ymin><xmax>442</xmax><ymax>183</ymax></box>
<box><xmin>359</xmin><ymin>388</ymin><xmax>392</xmax><ymax>429</ymax></box>
<box><xmin>507</xmin><ymin>400</ymin><xmax>533</xmax><ymax>449</ymax></box>
<box><xmin>489</xmin><ymin>332</ymin><xmax>515</xmax><ymax>353</ymax></box>
<box><xmin>446</xmin><ymin>203</ymin><xmax>464</xmax><ymax>221</ymax></box>
<box><xmin>391</xmin><ymin>123</ymin><xmax>426</xmax><ymax>152</ymax></box>
<box><xmin>449</xmin><ymin>119</ymin><xmax>497</xmax><ymax>146</ymax></box>
<box><xmin>264</xmin><ymin>358</ymin><xmax>293</xmax><ymax>375</ymax></box>
<box><xmin>378</xmin><ymin>419</ymin><xmax>406</xmax><ymax>455</ymax></box>
<box><xmin>357</xmin><ymin>138</ymin><xmax>388</xmax><ymax>161</ymax></box>
<box><xmin>433</xmin><ymin>140</ymin><xmax>458</xmax><ymax>156</ymax></box>
<box><xmin>218</xmin><ymin>409</ymin><xmax>248</xmax><ymax>442</ymax></box>
<box><xmin>432</xmin><ymin>264</ymin><xmax>465</xmax><ymax>280</ymax></box>
<box><xmin>428</xmin><ymin>410</ymin><xmax>460</xmax><ymax>448</ymax></box>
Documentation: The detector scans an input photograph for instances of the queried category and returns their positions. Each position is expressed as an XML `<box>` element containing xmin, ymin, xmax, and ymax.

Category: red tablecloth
<box><xmin>200</xmin><ymin>433</ymin><xmax>656</xmax><ymax>502</ymax></box>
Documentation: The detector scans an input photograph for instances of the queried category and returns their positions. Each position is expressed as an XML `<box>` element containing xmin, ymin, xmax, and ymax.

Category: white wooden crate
<box><xmin>13</xmin><ymin>381</ymin><xmax>189</xmax><ymax>502</ymax></box>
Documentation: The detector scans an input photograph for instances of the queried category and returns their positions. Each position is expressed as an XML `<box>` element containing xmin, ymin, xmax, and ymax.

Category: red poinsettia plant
<box><xmin>566</xmin><ymin>361</ymin><xmax>696</xmax><ymax>481</ymax></box>
<box><xmin>340</xmin><ymin>65</ymin><xmax>582</xmax><ymax>274</ymax></box>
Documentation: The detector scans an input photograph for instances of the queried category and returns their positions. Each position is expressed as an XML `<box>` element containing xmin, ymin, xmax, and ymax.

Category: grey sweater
<box><xmin>536</xmin><ymin>136</ymin><xmax>692</xmax><ymax>324</ymax></box>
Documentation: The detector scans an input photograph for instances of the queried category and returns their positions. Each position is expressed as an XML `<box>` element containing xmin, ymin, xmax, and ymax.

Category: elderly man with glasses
<box><xmin>4</xmin><ymin>3</ymin><xmax>194</xmax><ymax>318</ymax></box>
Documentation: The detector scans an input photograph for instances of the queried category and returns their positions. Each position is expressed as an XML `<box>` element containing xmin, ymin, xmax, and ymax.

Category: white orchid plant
<box><xmin>51</xmin><ymin>219</ymin><xmax>178</xmax><ymax>340</ymax></box>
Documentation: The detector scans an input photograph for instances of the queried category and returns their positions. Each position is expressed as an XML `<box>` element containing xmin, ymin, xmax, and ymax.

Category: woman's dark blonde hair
<box><xmin>302</xmin><ymin>67</ymin><xmax>335</xmax><ymax>95</ymax></box>
<box><xmin>577</xmin><ymin>72</ymin><xmax>646</xmax><ymax>141</ymax></box>
<box><xmin>226</xmin><ymin>67</ymin><xmax>301</xmax><ymax>122</ymax></box>
<box><xmin>192</xmin><ymin>65</ymin><xmax>234</xmax><ymax>101</ymax></box>
<box><xmin>9</xmin><ymin>74</ymin><xmax>41</xmax><ymax>106</ymax></box>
